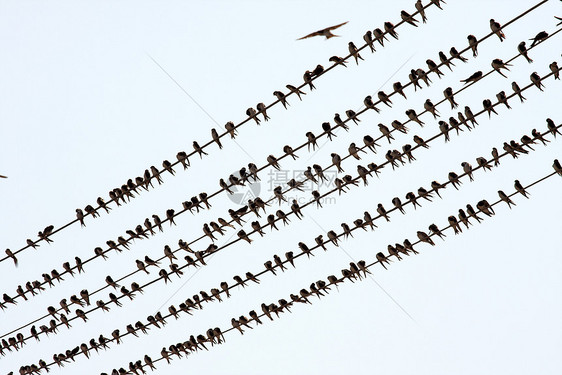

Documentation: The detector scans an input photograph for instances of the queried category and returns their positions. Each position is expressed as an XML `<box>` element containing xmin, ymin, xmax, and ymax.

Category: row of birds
<box><xmin>6</xmin><ymin>120</ymin><xmax>559</xmax><ymax>353</ymax></box>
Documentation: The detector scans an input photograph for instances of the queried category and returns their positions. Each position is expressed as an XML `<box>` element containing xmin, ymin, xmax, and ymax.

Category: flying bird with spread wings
<box><xmin>297</xmin><ymin>21</ymin><xmax>348</xmax><ymax>40</ymax></box>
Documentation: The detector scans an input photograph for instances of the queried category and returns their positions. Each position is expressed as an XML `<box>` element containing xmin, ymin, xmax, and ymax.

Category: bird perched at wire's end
<box><xmin>297</xmin><ymin>21</ymin><xmax>348</xmax><ymax>40</ymax></box>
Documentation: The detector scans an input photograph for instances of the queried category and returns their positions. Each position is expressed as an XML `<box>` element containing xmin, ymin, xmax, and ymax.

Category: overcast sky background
<box><xmin>1</xmin><ymin>1</ymin><xmax>561</xmax><ymax>374</ymax></box>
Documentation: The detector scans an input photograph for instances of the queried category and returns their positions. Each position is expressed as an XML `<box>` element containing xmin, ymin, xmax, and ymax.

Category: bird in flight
<box><xmin>0</xmin><ymin>175</ymin><xmax>6</xmax><ymax>178</ymax></box>
<box><xmin>297</xmin><ymin>21</ymin><xmax>348</xmax><ymax>40</ymax></box>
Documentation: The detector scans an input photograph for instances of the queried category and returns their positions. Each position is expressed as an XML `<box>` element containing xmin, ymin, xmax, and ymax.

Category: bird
<box><xmin>448</xmin><ymin>172</ymin><xmax>462</xmax><ymax>189</ymax></box>
<box><xmin>547</xmin><ymin>118</ymin><xmax>560</xmax><ymax>138</ymax></box>
<box><xmin>415</xmin><ymin>0</ymin><xmax>427</xmax><ymax>23</ymax></box>
<box><xmin>329</xmin><ymin>55</ymin><xmax>348</xmax><ymax>67</ymax></box>
<box><xmin>553</xmin><ymin>159</ymin><xmax>562</xmax><ymax>176</ymax></box>
<box><xmin>377</xmin><ymin>91</ymin><xmax>392</xmax><ymax>107</ymax></box>
<box><xmin>531</xmin><ymin>128</ymin><xmax>549</xmax><ymax>145</ymax></box>
<box><xmin>439</xmin><ymin>51</ymin><xmax>454</xmax><ymax>71</ymax></box>
<box><xmin>426</xmin><ymin>59</ymin><xmax>443</xmax><ymax>78</ymax></box>
<box><xmin>363</xmin><ymin>30</ymin><xmax>376</xmax><ymax>52</ymax></box>
<box><xmin>530</xmin><ymin>72</ymin><xmax>543</xmax><ymax>91</ymax></box>
<box><xmin>348</xmin><ymin>42</ymin><xmax>364</xmax><ymax>65</ymax></box>
<box><xmin>467</xmin><ymin>34</ymin><xmax>478</xmax><ymax>56</ymax></box>
<box><xmin>346</xmin><ymin>109</ymin><xmax>360</xmax><ymax>124</ymax></box>
<box><xmin>416</xmin><ymin>68</ymin><xmax>432</xmax><ymax>86</ymax></box>
<box><xmin>376</xmin><ymin>252</ymin><xmax>391</xmax><ymax>270</ymax></box>
<box><xmin>476</xmin><ymin>157</ymin><xmax>492</xmax><ymax>171</ymax></box>
<box><xmin>413</xmin><ymin>135</ymin><xmax>429</xmax><ymax>149</ymax></box>
<box><xmin>460</xmin><ymin>71</ymin><xmax>483</xmax><ymax>84</ymax></box>
<box><xmin>491</xmin><ymin>59</ymin><xmax>511</xmax><ymax>78</ymax></box>
<box><xmin>450</xmin><ymin>47</ymin><xmax>468</xmax><ymax>63</ymax></box>
<box><xmin>489</xmin><ymin>19</ymin><xmax>505</xmax><ymax>41</ymax></box>
<box><xmin>5</xmin><ymin>249</ymin><xmax>17</xmax><ymax>266</ymax></box>
<box><xmin>363</xmin><ymin>95</ymin><xmax>380</xmax><ymax>112</ymax></box>
<box><xmin>424</xmin><ymin>99</ymin><xmax>439</xmax><ymax>118</ymax></box>
<box><xmin>392</xmin><ymin>120</ymin><xmax>408</xmax><ymax>134</ymax></box>
<box><xmin>439</xmin><ymin>121</ymin><xmax>450</xmax><ymax>142</ymax></box>
<box><xmin>448</xmin><ymin>117</ymin><xmax>463</xmax><ymax>135</ymax></box>
<box><xmin>373</xmin><ymin>28</ymin><xmax>387</xmax><ymax>46</ymax></box>
<box><xmin>529</xmin><ymin>31</ymin><xmax>548</xmax><ymax>47</ymax></box>
<box><xmin>461</xmin><ymin>162</ymin><xmax>474</xmax><ymax>181</ymax></box>
<box><xmin>464</xmin><ymin>106</ymin><xmax>478</xmax><ymax>126</ymax></box>
<box><xmin>482</xmin><ymin>99</ymin><xmax>498</xmax><ymax>118</ymax></box>
<box><xmin>219</xmin><ymin>179</ymin><xmax>234</xmax><ymax>195</ymax></box>
<box><xmin>550</xmin><ymin>62</ymin><xmax>560</xmax><ymax>80</ymax></box>
<box><xmin>556</xmin><ymin>16</ymin><xmax>562</xmax><ymax>26</ymax></box>
<box><xmin>256</xmin><ymin>102</ymin><xmax>270</xmax><ymax>121</ymax></box>
<box><xmin>376</xmin><ymin>203</ymin><xmax>390</xmax><ymax>222</ymax></box>
<box><xmin>448</xmin><ymin>216</ymin><xmax>462</xmax><ymax>234</ymax></box>
<box><xmin>348</xmin><ymin>143</ymin><xmax>366</xmax><ymax>160</ymax></box>
<box><xmin>498</xmin><ymin>190</ymin><xmax>516</xmax><ymax>208</ymax></box>
<box><xmin>431</xmin><ymin>0</ymin><xmax>445</xmax><ymax>10</ymax></box>
<box><xmin>237</xmin><ymin>230</ymin><xmax>252</xmax><ymax>243</ymax></box>
<box><xmin>246</xmin><ymin>107</ymin><xmax>261</xmax><ymax>125</ymax></box>
<box><xmin>192</xmin><ymin>141</ymin><xmax>208</xmax><ymax>158</ymax></box>
<box><xmin>286</xmin><ymin>84</ymin><xmax>306</xmax><ymax>101</ymax></box>
<box><xmin>273</xmin><ymin>91</ymin><xmax>289</xmax><ymax>109</ymax></box>
<box><xmin>514</xmin><ymin>180</ymin><xmax>529</xmax><ymax>198</ymax></box>
<box><xmin>477</xmin><ymin>200</ymin><xmax>495</xmax><ymax>216</ymax></box>
<box><xmin>458</xmin><ymin>209</ymin><xmax>471</xmax><ymax>228</ymax></box>
<box><xmin>431</xmin><ymin>180</ymin><xmax>446</xmax><ymax>198</ymax></box>
<box><xmin>303</xmin><ymin>71</ymin><xmax>315</xmax><ymax>90</ymax></box>
<box><xmin>429</xmin><ymin>224</ymin><xmax>446</xmax><ymax>240</ymax></box>
<box><xmin>393</xmin><ymin>81</ymin><xmax>407</xmax><ymax>99</ymax></box>
<box><xmin>406</xmin><ymin>109</ymin><xmax>425</xmax><ymax>126</ymax></box>
<box><xmin>512</xmin><ymin>81</ymin><xmax>526</xmax><ymax>102</ymax></box>
<box><xmin>409</xmin><ymin>69</ymin><xmax>422</xmax><ymax>91</ymax></box>
<box><xmin>401</xmin><ymin>10</ymin><xmax>419</xmax><ymax>27</ymax></box>
<box><xmin>517</xmin><ymin>41</ymin><xmax>533</xmax><ymax>63</ymax></box>
<box><xmin>76</xmin><ymin>209</ymin><xmax>85</xmax><ymax>227</ymax></box>
<box><xmin>297</xmin><ymin>21</ymin><xmax>348</xmax><ymax>40</ymax></box>
<box><xmin>443</xmin><ymin>87</ymin><xmax>458</xmax><ymax>109</ymax></box>
<box><xmin>384</xmin><ymin>21</ymin><xmax>398</xmax><ymax>39</ymax></box>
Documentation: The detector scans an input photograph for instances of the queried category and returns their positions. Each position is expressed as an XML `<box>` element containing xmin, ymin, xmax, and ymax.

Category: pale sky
<box><xmin>1</xmin><ymin>1</ymin><xmax>561</xmax><ymax>374</ymax></box>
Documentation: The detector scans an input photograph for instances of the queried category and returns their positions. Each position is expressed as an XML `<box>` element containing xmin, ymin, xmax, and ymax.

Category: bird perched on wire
<box><xmin>297</xmin><ymin>21</ymin><xmax>348</xmax><ymax>40</ymax></box>
<box><xmin>529</xmin><ymin>31</ymin><xmax>548</xmax><ymax>47</ymax></box>
<box><xmin>489</xmin><ymin>19</ymin><xmax>505</xmax><ymax>41</ymax></box>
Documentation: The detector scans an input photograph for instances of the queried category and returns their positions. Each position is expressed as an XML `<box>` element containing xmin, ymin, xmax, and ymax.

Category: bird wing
<box><xmin>0</xmin><ymin>175</ymin><xmax>6</xmax><ymax>178</ymax></box>
<box><xmin>325</xmin><ymin>21</ymin><xmax>349</xmax><ymax>31</ymax></box>
<box><xmin>297</xmin><ymin>30</ymin><xmax>325</xmax><ymax>40</ymax></box>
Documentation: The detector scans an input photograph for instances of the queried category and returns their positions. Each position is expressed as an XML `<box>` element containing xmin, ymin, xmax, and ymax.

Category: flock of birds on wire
<box><xmin>2</xmin><ymin>0</ymin><xmax>562</xmax><ymax>374</ymax></box>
